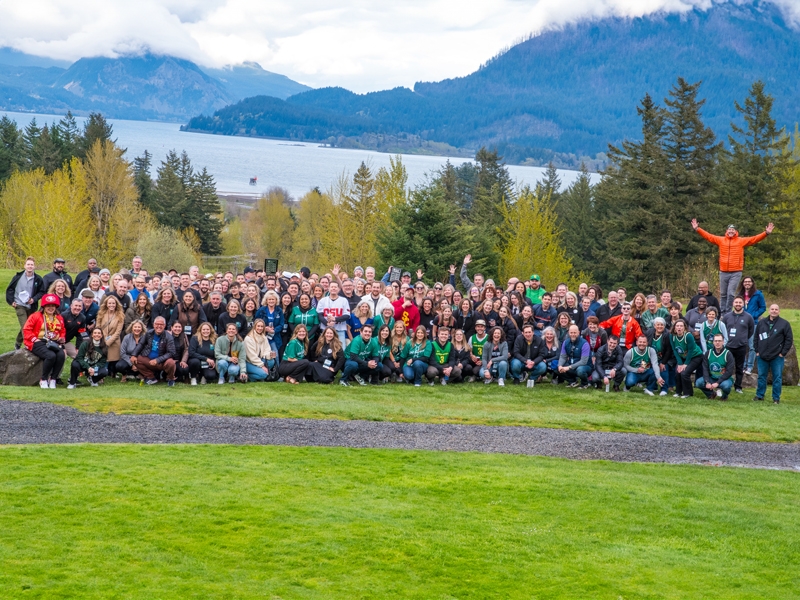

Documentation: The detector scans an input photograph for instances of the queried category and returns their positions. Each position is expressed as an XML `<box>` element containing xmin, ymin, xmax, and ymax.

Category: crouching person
<box><xmin>623</xmin><ymin>335</ymin><xmax>664</xmax><ymax>396</ymax></box>
<box><xmin>278</xmin><ymin>324</ymin><xmax>311</xmax><ymax>384</ymax></box>
<box><xmin>307</xmin><ymin>327</ymin><xmax>345</xmax><ymax>383</ymax></box>
<box><xmin>510</xmin><ymin>325</ymin><xmax>547</xmax><ymax>384</ymax></box>
<box><xmin>341</xmin><ymin>324</ymin><xmax>380</xmax><ymax>386</ymax></box>
<box><xmin>427</xmin><ymin>327</ymin><xmax>461</xmax><ymax>385</ymax></box>
<box><xmin>132</xmin><ymin>316</ymin><xmax>177</xmax><ymax>386</ymax></box>
<box><xmin>243</xmin><ymin>319</ymin><xmax>275</xmax><ymax>383</ymax></box>
<box><xmin>215</xmin><ymin>322</ymin><xmax>247</xmax><ymax>384</ymax></box>
<box><xmin>557</xmin><ymin>325</ymin><xmax>592</xmax><ymax>388</ymax></box>
<box><xmin>594</xmin><ymin>335</ymin><xmax>625</xmax><ymax>392</ymax></box>
<box><xmin>68</xmin><ymin>327</ymin><xmax>108</xmax><ymax>389</ymax></box>
<box><xmin>696</xmin><ymin>333</ymin><xmax>735</xmax><ymax>400</ymax></box>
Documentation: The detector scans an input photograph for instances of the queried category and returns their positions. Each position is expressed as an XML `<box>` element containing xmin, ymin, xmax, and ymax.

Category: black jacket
<box><xmin>451</xmin><ymin>346</ymin><xmax>471</xmax><ymax>369</ymax></box>
<box><xmin>189</xmin><ymin>337</ymin><xmax>216</xmax><ymax>362</ymax></box>
<box><xmin>42</xmin><ymin>270</ymin><xmax>74</xmax><ymax>295</ymax></box>
<box><xmin>646</xmin><ymin>331</ymin><xmax>675</xmax><ymax>368</ymax></box>
<box><xmin>513</xmin><ymin>335</ymin><xmax>543</xmax><ymax>364</ymax></box>
<box><xmin>595</xmin><ymin>302</ymin><xmax>622</xmax><ymax>323</ymax></box>
<box><xmin>133</xmin><ymin>329</ymin><xmax>176</xmax><ymax>364</ymax></box>
<box><xmin>595</xmin><ymin>344</ymin><xmax>625</xmax><ymax>372</ymax></box>
<box><xmin>722</xmin><ymin>311</ymin><xmax>755</xmax><ymax>350</ymax></box>
<box><xmin>687</xmin><ymin>293</ymin><xmax>721</xmax><ymax>312</ymax></box>
<box><xmin>151</xmin><ymin>301</ymin><xmax>177</xmax><ymax>327</ymax></box>
<box><xmin>202</xmin><ymin>301</ymin><xmax>228</xmax><ymax>333</ymax></box>
<box><xmin>6</xmin><ymin>270</ymin><xmax>46</xmax><ymax>309</ymax></box>
<box><xmin>60</xmin><ymin>309</ymin><xmax>87</xmax><ymax>345</ymax></box>
<box><xmin>754</xmin><ymin>317</ymin><xmax>794</xmax><ymax>362</ymax></box>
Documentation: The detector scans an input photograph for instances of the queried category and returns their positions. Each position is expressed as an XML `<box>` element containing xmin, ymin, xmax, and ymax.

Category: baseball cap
<box><xmin>402</xmin><ymin>271</ymin><xmax>412</xmax><ymax>278</ymax></box>
<box><xmin>727</xmin><ymin>224</ymin><xmax>736</xmax><ymax>229</ymax></box>
<box><xmin>243</xmin><ymin>267</ymin><xmax>255</xmax><ymax>274</ymax></box>
<box><xmin>53</xmin><ymin>258</ymin><xmax>65</xmax><ymax>263</ymax></box>
<box><xmin>475</xmin><ymin>319</ymin><xmax>486</xmax><ymax>326</ymax></box>
<box><xmin>529</xmin><ymin>274</ymin><xmax>540</xmax><ymax>281</ymax></box>
<box><xmin>41</xmin><ymin>293</ymin><xmax>60</xmax><ymax>307</ymax></box>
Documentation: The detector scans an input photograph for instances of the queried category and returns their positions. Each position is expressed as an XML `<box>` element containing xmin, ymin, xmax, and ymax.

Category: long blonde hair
<box><xmin>98</xmin><ymin>293</ymin><xmax>124</xmax><ymax>323</ymax></box>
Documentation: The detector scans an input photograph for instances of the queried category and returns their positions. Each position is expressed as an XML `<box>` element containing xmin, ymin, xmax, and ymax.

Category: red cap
<box><xmin>41</xmin><ymin>294</ymin><xmax>60</xmax><ymax>308</ymax></box>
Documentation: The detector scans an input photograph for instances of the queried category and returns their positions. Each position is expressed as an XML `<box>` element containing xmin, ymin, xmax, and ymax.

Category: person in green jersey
<box><xmin>340</xmin><ymin>324</ymin><xmax>380</xmax><ymax>386</ymax></box>
<box><xmin>403</xmin><ymin>325</ymin><xmax>433</xmax><ymax>387</ymax></box>
<box><xmin>288</xmin><ymin>293</ymin><xmax>320</xmax><ymax>343</ymax></box>
<box><xmin>375</xmin><ymin>324</ymin><xmax>395</xmax><ymax>383</ymax></box>
<box><xmin>670</xmin><ymin>318</ymin><xmax>704</xmax><ymax>398</ymax></box>
<box><xmin>426</xmin><ymin>327</ymin><xmax>460</xmax><ymax>385</ymax></box>
<box><xmin>695</xmin><ymin>333</ymin><xmax>735</xmax><ymax>399</ymax></box>
<box><xmin>389</xmin><ymin>320</ymin><xmax>410</xmax><ymax>381</ymax></box>
<box><xmin>373</xmin><ymin>306</ymin><xmax>396</xmax><ymax>332</ymax></box>
<box><xmin>699</xmin><ymin>306</ymin><xmax>728</xmax><ymax>353</ymax></box>
<box><xmin>278</xmin><ymin>324</ymin><xmax>311</xmax><ymax>384</ymax></box>
<box><xmin>467</xmin><ymin>319</ymin><xmax>489</xmax><ymax>382</ymax></box>
<box><xmin>623</xmin><ymin>334</ymin><xmax>663</xmax><ymax>395</ymax></box>
<box><xmin>525</xmin><ymin>274</ymin><xmax>546</xmax><ymax>305</ymax></box>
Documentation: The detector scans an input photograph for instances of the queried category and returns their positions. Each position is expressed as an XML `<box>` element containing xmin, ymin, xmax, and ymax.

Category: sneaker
<box><xmin>14</xmin><ymin>343</ymin><xmax>21</xmax><ymax>350</ymax></box>
<box><xmin>612</xmin><ymin>385</ymin><xmax>620</xmax><ymax>392</ymax></box>
<box><xmin>715</xmin><ymin>389</ymin><xmax>723</xmax><ymax>398</ymax></box>
<box><xmin>735</xmin><ymin>388</ymin><xmax>743</xmax><ymax>394</ymax></box>
<box><xmin>218</xmin><ymin>378</ymin><xmax>225</xmax><ymax>385</ymax></box>
<box><xmin>90</xmin><ymin>381</ymin><xmax>99</xmax><ymax>387</ymax></box>
<box><xmin>551</xmin><ymin>378</ymin><xmax>559</xmax><ymax>385</ymax></box>
<box><xmin>643</xmin><ymin>389</ymin><xmax>655</xmax><ymax>396</ymax></box>
<box><xmin>145</xmin><ymin>378</ymin><xmax>158</xmax><ymax>385</ymax></box>
<box><xmin>498</xmin><ymin>378</ymin><xmax>505</xmax><ymax>387</ymax></box>
<box><xmin>659</xmin><ymin>391</ymin><xmax>668</xmax><ymax>396</ymax></box>
<box><xmin>190</xmin><ymin>378</ymin><xmax>197</xmax><ymax>386</ymax></box>
<box><xmin>339</xmin><ymin>380</ymin><xmax>349</xmax><ymax>386</ymax></box>
<box><xmin>67</xmin><ymin>384</ymin><xmax>76</xmax><ymax>389</ymax></box>
<box><xmin>623</xmin><ymin>387</ymin><xmax>630</xmax><ymax>392</ymax></box>
<box><xmin>753</xmin><ymin>396</ymin><xmax>764</xmax><ymax>402</ymax></box>
<box><xmin>744</xmin><ymin>368</ymin><xmax>752</xmax><ymax>375</ymax></box>
<box><xmin>579</xmin><ymin>383</ymin><xmax>590</xmax><ymax>389</ymax></box>
<box><xmin>773</xmin><ymin>399</ymin><xmax>780</xmax><ymax>404</ymax></box>
<box><xmin>441</xmin><ymin>379</ymin><xmax>447</xmax><ymax>386</ymax></box>
<box><xmin>39</xmin><ymin>380</ymin><xmax>48</xmax><ymax>389</ymax></box>
<box><xmin>512</xmin><ymin>378</ymin><xmax>520</xmax><ymax>385</ymax></box>
<box><xmin>484</xmin><ymin>378</ymin><xmax>492</xmax><ymax>385</ymax></box>
<box><xmin>354</xmin><ymin>374</ymin><xmax>366</xmax><ymax>386</ymax></box>
<box><xmin>521</xmin><ymin>372</ymin><xmax>529</xmax><ymax>383</ymax></box>
<box><xmin>228</xmin><ymin>376</ymin><xmax>235</xmax><ymax>384</ymax></box>
<box><xmin>673</xmin><ymin>393</ymin><xmax>680</xmax><ymax>398</ymax></box>
<box><xmin>414</xmin><ymin>383</ymin><xmax>421</xmax><ymax>387</ymax></box>
<box><xmin>429</xmin><ymin>380</ymin><xmax>436</xmax><ymax>387</ymax></box>
<box><xmin>680</xmin><ymin>394</ymin><xmax>689</xmax><ymax>399</ymax></box>
<box><xmin>48</xmin><ymin>379</ymin><xmax>56</xmax><ymax>389</ymax></box>
<box><xmin>568</xmin><ymin>382</ymin><xmax>580</xmax><ymax>388</ymax></box>
<box><xmin>200</xmin><ymin>377</ymin><xmax>207</xmax><ymax>385</ymax></box>
<box><xmin>168</xmin><ymin>380</ymin><xmax>176</xmax><ymax>387</ymax></box>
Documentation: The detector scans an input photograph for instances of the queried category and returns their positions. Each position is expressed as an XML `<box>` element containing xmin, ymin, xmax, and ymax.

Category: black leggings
<box><xmin>676</xmin><ymin>355</ymin><xmax>703</xmax><ymax>396</ymax></box>
<box><xmin>278</xmin><ymin>359</ymin><xmax>310</xmax><ymax>381</ymax></box>
<box><xmin>30</xmin><ymin>341</ymin><xmax>66</xmax><ymax>381</ymax></box>
<box><xmin>306</xmin><ymin>362</ymin><xmax>338</xmax><ymax>383</ymax></box>
<box><xmin>188</xmin><ymin>358</ymin><xmax>218</xmax><ymax>381</ymax></box>
<box><xmin>69</xmin><ymin>362</ymin><xmax>109</xmax><ymax>385</ymax></box>
<box><xmin>380</xmin><ymin>357</ymin><xmax>396</xmax><ymax>379</ymax></box>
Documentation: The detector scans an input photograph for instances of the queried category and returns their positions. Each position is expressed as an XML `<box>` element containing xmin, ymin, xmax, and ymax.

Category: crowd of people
<box><xmin>5</xmin><ymin>221</ymin><xmax>793</xmax><ymax>403</ymax></box>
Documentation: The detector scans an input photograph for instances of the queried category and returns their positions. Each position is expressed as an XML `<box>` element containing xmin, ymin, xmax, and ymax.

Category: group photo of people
<box><xmin>5</xmin><ymin>220</ymin><xmax>793</xmax><ymax>403</ymax></box>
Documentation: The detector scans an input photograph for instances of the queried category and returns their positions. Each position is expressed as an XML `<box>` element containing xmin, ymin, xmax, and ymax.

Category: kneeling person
<box><xmin>341</xmin><ymin>324</ymin><xmax>380</xmax><ymax>386</ymax></box>
<box><xmin>132</xmin><ymin>316</ymin><xmax>177</xmax><ymax>386</ymax></box>
<box><xmin>427</xmin><ymin>328</ymin><xmax>461</xmax><ymax>385</ymax></box>
<box><xmin>623</xmin><ymin>335</ymin><xmax>664</xmax><ymax>395</ymax></box>
<box><xmin>557</xmin><ymin>325</ymin><xmax>592</xmax><ymax>388</ymax></box>
<box><xmin>594</xmin><ymin>334</ymin><xmax>625</xmax><ymax>392</ymax></box>
<box><xmin>278</xmin><ymin>324</ymin><xmax>311</xmax><ymax>384</ymax></box>
<box><xmin>511</xmin><ymin>324</ymin><xmax>547</xmax><ymax>384</ymax></box>
<box><xmin>696</xmin><ymin>333</ymin><xmax>735</xmax><ymax>399</ymax></box>
<box><xmin>67</xmin><ymin>327</ymin><xmax>109</xmax><ymax>389</ymax></box>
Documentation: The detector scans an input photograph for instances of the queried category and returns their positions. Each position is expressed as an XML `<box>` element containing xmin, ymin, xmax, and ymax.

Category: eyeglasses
<box><xmin>434</xmin><ymin>286</ymin><xmax>442</xmax><ymax>290</ymax></box>
<box><xmin>621</xmin><ymin>307</ymin><xmax>631</xmax><ymax>311</ymax></box>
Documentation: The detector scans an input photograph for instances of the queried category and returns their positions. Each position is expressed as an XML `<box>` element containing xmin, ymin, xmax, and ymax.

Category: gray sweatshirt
<box><xmin>623</xmin><ymin>347</ymin><xmax>662</xmax><ymax>381</ymax></box>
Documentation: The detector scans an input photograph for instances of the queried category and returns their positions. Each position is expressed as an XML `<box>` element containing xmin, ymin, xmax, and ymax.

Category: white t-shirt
<box><xmin>316</xmin><ymin>296</ymin><xmax>351</xmax><ymax>332</ymax></box>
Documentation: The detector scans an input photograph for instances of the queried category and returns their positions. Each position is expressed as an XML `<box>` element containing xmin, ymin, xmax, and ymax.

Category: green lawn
<box><xmin>1</xmin><ymin>444</ymin><xmax>798</xmax><ymax>599</ymax></box>
<box><xmin>2</xmin><ymin>268</ymin><xmax>800</xmax><ymax>442</ymax></box>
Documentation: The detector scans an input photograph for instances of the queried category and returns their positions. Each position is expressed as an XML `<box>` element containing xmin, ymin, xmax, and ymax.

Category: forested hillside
<box><xmin>184</xmin><ymin>1</ymin><xmax>800</xmax><ymax>166</ymax></box>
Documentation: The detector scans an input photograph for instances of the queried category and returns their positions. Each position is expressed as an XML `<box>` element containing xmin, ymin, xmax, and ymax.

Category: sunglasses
<box><xmin>434</xmin><ymin>286</ymin><xmax>442</xmax><ymax>290</ymax></box>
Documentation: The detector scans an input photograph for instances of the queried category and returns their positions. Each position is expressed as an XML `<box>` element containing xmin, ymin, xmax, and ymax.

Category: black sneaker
<box><xmin>512</xmin><ymin>378</ymin><xmax>520</xmax><ymax>385</ymax></box>
<box><xmin>339</xmin><ymin>380</ymin><xmax>349</xmax><ymax>387</ymax></box>
<box><xmin>753</xmin><ymin>396</ymin><xmax>763</xmax><ymax>401</ymax></box>
<box><xmin>773</xmin><ymin>399</ymin><xmax>780</xmax><ymax>404</ymax></box>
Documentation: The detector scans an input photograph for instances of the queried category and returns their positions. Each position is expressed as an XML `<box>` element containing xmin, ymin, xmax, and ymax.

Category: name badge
<box><xmin>759</xmin><ymin>332</ymin><xmax>768</xmax><ymax>340</ymax></box>
<box><xmin>324</xmin><ymin>359</ymin><xmax>332</xmax><ymax>368</ymax></box>
<box><xmin>184</xmin><ymin>326</ymin><xmax>192</xmax><ymax>335</ymax></box>
<box><xmin>694</xmin><ymin>323</ymin><xmax>702</xmax><ymax>330</ymax></box>
<box><xmin>729</xmin><ymin>328</ymin><xmax>736</xmax><ymax>336</ymax></box>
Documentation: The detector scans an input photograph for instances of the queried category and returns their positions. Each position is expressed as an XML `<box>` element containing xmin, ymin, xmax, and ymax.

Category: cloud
<box><xmin>0</xmin><ymin>0</ymin><xmax>793</xmax><ymax>92</ymax></box>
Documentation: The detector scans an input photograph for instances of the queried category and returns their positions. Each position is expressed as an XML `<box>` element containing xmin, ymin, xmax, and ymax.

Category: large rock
<box><xmin>741</xmin><ymin>345</ymin><xmax>799</xmax><ymax>388</ymax></box>
<box><xmin>0</xmin><ymin>349</ymin><xmax>43</xmax><ymax>386</ymax></box>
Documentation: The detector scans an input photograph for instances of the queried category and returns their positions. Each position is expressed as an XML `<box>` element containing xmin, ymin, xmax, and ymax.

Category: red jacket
<box><xmin>22</xmin><ymin>311</ymin><xmax>66</xmax><ymax>351</ymax></box>
<box><xmin>697</xmin><ymin>228</ymin><xmax>768</xmax><ymax>272</ymax></box>
<box><xmin>393</xmin><ymin>298</ymin><xmax>420</xmax><ymax>332</ymax></box>
<box><xmin>599</xmin><ymin>315</ymin><xmax>642</xmax><ymax>350</ymax></box>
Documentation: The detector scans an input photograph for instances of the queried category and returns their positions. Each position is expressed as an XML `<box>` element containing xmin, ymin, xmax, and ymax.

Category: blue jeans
<box><xmin>756</xmin><ymin>356</ymin><xmax>785</xmax><ymax>401</ymax></box>
<box><xmin>480</xmin><ymin>360</ymin><xmax>509</xmax><ymax>380</ymax></box>
<box><xmin>660</xmin><ymin>364</ymin><xmax>675</xmax><ymax>393</ymax></box>
<box><xmin>246</xmin><ymin>360</ymin><xmax>275</xmax><ymax>382</ymax></box>
<box><xmin>510</xmin><ymin>358</ymin><xmax>547</xmax><ymax>381</ymax></box>
<box><xmin>625</xmin><ymin>368</ymin><xmax>657</xmax><ymax>391</ymax></box>
<box><xmin>746</xmin><ymin>333</ymin><xmax>756</xmax><ymax>371</ymax></box>
<box><xmin>403</xmin><ymin>360</ymin><xmax>428</xmax><ymax>385</ymax></box>
<box><xmin>695</xmin><ymin>376</ymin><xmax>733</xmax><ymax>398</ymax></box>
<box><xmin>217</xmin><ymin>359</ymin><xmax>240</xmax><ymax>380</ymax></box>
<box><xmin>558</xmin><ymin>364</ymin><xmax>592</xmax><ymax>385</ymax></box>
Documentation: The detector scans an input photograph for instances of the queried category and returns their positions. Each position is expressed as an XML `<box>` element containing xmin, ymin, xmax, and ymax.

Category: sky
<box><xmin>0</xmin><ymin>0</ymin><xmax>798</xmax><ymax>92</ymax></box>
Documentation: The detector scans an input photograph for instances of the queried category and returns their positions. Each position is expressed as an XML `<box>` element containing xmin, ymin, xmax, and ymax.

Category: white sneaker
<box><xmin>716</xmin><ymin>389</ymin><xmax>723</xmax><ymax>398</ymax></box>
<box><xmin>659</xmin><ymin>391</ymin><xmax>668</xmax><ymax>396</ymax></box>
<box><xmin>190</xmin><ymin>378</ymin><xmax>197</xmax><ymax>386</ymax></box>
<box><xmin>744</xmin><ymin>368</ymin><xmax>752</xmax><ymax>375</ymax></box>
<box><xmin>48</xmin><ymin>379</ymin><xmax>56</xmax><ymax>389</ymax></box>
<box><xmin>67</xmin><ymin>384</ymin><xmax>76</xmax><ymax>390</ymax></box>
<box><xmin>643</xmin><ymin>389</ymin><xmax>655</xmax><ymax>396</ymax></box>
<box><xmin>39</xmin><ymin>380</ymin><xmax>48</xmax><ymax>389</ymax></box>
<box><xmin>90</xmin><ymin>381</ymin><xmax>99</xmax><ymax>387</ymax></box>
<box><xmin>498</xmin><ymin>378</ymin><xmax>505</xmax><ymax>387</ymax></box>
<box><xmin>200</xmin><ymin>377</ymin><xmax>206</xmax><ymax>385</ymax></box>
<box><xmin>218</xmin><ymin>378</ymin><xmax>225</xmax><ymax>385</ymax></box>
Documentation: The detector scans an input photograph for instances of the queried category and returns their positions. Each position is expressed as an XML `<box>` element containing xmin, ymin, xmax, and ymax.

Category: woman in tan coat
<box><xmin>97</xmin><ymin>294</ymin><xmax>125</xmax><ymax>374</ymax></box>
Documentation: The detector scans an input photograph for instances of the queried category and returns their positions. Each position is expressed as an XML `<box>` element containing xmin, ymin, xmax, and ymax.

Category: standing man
<box><xmin>131</xmin><ymin>256</ymin><xmax>144</xmax><ymax>276</ymax></box>
<box><xmin>722</xmin><ymin>296</ymin><xmax>755</xmax><ymax>394</ymax></box>
<box><xmin>6</xmin><ymin>257</ymin><xmax>45</xmax><ymax>349</ymax></box>
<box><xmin>525</xmin><ymin>274</ymin><xmax>546</xmax><ymax>305</ymax></box>
<box><xmin>460</xmin><ymin>254</ymin><xmax>484</xmax><ymax>293</ymax></box>
<box><xmin>392</xmin><ymin>284</ymin><xmax>420</xmax><ymax>333</ymax></box>
<box><xmin>316</xmin><ymin>281</ymin><xmax>351</xmax><ymax>346</ymax></box>
<box><xmin>754</xmin><ymin>304</ymin><xmax>793</xmax><ymax>404</ymax></box>
<box><xmin>42</xmin><ymin>258</ymin><xmax>74</xmax><ymax>295</ymax></box>
<box><xmin>595</xmin><ymin>291</ymin><xmax>621</xmax><ymax>323</ymax></box>
<box><xmin>73</xmin><ymin>258</ymin><xmax>98</xmax><ymax>293</ymax></box>
<box><xmin>685</xmin><ymin>281</ymin><xmax>720</xmax><ymax>312</ymax></box>
<box><xmin>692</xmin><ymin>219</ymin><xmax>773</xmax><ymax>313</ymax></box>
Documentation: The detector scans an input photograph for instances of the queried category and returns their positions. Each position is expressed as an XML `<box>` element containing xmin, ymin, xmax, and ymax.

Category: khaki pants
<box><xmin>15</xmin><ymin>305</ymin><xmax>32</xmax><ymax>348</ymax></box>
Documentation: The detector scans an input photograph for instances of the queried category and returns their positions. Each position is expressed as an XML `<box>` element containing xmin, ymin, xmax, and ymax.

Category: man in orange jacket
<box><xmin>692</xmin><ymin>219</ymin><xmax>773</xmax><ymax>314</ymax></box>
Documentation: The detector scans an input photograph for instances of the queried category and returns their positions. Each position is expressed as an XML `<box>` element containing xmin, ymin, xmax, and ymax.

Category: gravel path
<box><xmin>1</xmin><ymin>400</ymin><xmax>799</xmax><ymax>470</ymax></box>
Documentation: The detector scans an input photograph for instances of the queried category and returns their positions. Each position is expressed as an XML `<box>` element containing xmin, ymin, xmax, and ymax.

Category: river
<box><xmin>1</xmin><ymin>110</ymin><xmax>600</xmax><ymax>198</ymax></box>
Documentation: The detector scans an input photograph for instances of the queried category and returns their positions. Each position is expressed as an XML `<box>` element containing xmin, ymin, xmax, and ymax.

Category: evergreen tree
<box><xmin>187</xmin><ymin>167</ymin><xmax>224</xmax><ymax>255</ymax></box>
<box><xmin>343</xmin><ymin>161</ymin><xmax>379</xmax><ymax>268</ymax></box>
<box><xmin>557</xmin><ymin>164</ymin><xmax>596</xmax><ymax>276</ymax></box>
<box><xmin>376</xmin><ymin>183</ymin><xmax>467</xmax><ymax>281</ymax></box>
<box><xmin>21</xmin><ymin>119</ymin><xmax>41</xmax><ymax>169</ymax></box>
<box><xmin>133</xmin><ymin>150</ymin><xmax>157</xmax><ymax>211</ymax></box>
<box><xmin>52</xmin><ymin>112</ymin><xmax>81</xmax><ymax>166</ymax></box>
<box><xmin>538</xmin><ymin>161</ymin><xmax>562</xmax><ymax>203</ymax></box>
<box><xmin>0</xmin><ymin>116</ymin><xmax>23</xmax><ymax>182</ymax></box>
<box><xmin>718</xmin><ymin>81</ymin><xmax>797</xmax><ymax>291</ymax></box>
<box><xmin>154</xmin><ymin>151</ymin><xmax>187</xmax><ymax>229</ymax></box>
<box><xmin>29</xmin><ymin>125</ymin><xmax>61</xmax><ymax>174</ymax></box>
<box><xmin>78</xmin><ymin>113</ymin><xmax>115</xmax><ymax>159</ymax></box>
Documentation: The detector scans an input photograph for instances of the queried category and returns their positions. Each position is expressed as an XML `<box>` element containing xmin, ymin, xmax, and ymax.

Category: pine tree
<box><xmin>0</xmin><ymin>116</ymin><xmax>23</xmax><ymax>182</ymax></box>
<box><xmin>538</xmin><ymin>161</ymin><xmax>562</xmax><ymax>203</ymax></box>
<box><xmin>557</xmin><ymin>164</ymin><xmax>596</xmax><ymax>276</ymax></box>
<box><xmin>343</xmin><ymin>161</ymin><xmax>379</xmax><ymax>268</ymax></box>
<box><xmin>718</xmin><ymin>81</ymin><xmax>797</xmax><ymax>291</ymax></box>
<box><xmin>53</xmin><ymin>112</ymin><xmax>81</xmax><ymax>166</ymax></box>
<box><xmin>133</xmin><ymin>150</ymin><xmax>157</xmax><ymax>211</ymax></box>
<box><xmin>154</xmin><ymin>151</ymin><xmax>187</xmax><ymax>230</ymax></box>
<box><xmin>29</xmin><ymin>125</ymin><xmax>61</xmax><ymax>174</ymax></box>
<box><xmin>21</xmin><ymin>118</ymin><xmax>41</xmax><ymax>169</ymax></box>
<box><xmin>78</xmin><ymin>113</ymin><xmax>115</xmax><ymax>159</ymax></box>
<box><xmin>187</xmin><ymin>167</ymin><xmax>223</xmax><ymax>255</ymax></box>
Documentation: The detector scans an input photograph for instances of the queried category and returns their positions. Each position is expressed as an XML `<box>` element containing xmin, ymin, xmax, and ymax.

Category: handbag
<box><xmin>46</xmin><ymin>340</ymin><xmax>61</xmax><ymax>352</ymax></box>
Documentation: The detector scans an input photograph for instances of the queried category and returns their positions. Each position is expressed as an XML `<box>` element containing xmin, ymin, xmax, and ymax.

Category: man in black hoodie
<box><xmin>510</xmin><ymin>325</ymin><xmax>546</xmax><ymax>384</ymax></box>
<box><xmin>754</xmin><ymin>304</ymin><xmax>794</xmax><ymax>404</ymax></box>
<box><xmin>594</xmin><ymin>335</ymin><xmax>625</xmax><ymax>391</ymax></box>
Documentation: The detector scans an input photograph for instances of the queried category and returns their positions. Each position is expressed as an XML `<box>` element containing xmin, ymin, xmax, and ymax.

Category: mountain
<box><xmin>201</xmin><ymin>62</ymin><xmax>310</xmax><ymax>102</ymax></box>
<box><xmin>183</xmin><ymin>0</ymin><xmax>800</xmax><ymax>166</ymax></box>
<box><xmin>0</xmin><ymin>50</ymin><xmax>311</xmax><ymax>121</ymax></box>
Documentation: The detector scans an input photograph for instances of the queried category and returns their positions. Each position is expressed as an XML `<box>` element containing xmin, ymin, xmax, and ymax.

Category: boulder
<box><xmin>741</xmin><ymin>345</ymin><xmax>799</xmax><ymax>388</ymax></box>
<box><xmin>0</xmin><ymin>349</ymin><xmax>43</xmax><ymax>386</ymax></box>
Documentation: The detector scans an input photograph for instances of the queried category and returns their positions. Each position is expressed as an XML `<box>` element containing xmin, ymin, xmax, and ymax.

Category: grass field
<box><xmin>2</xmin><ymin>444</ymin><xmax>799</xmax><ymax>599</ymax></box>
<box><xmin>2</xmin><ymin>269</ymin><xmax>799</xmax><ymax>442</ymax></box>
